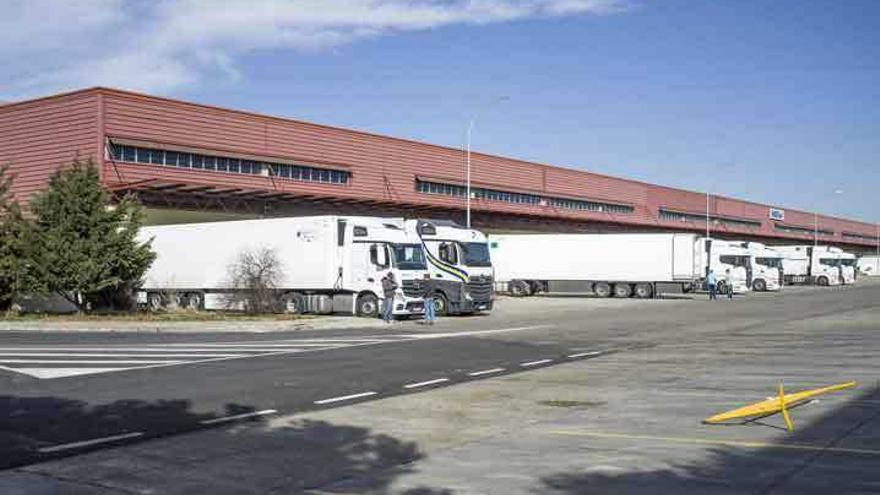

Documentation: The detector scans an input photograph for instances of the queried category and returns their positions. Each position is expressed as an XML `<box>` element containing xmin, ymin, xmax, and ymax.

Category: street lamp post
<box><xmin>815</xmin><ymin>188</ymin><xmax>843</xmax><ymax>247</ymax></box>
<box><xmin>465</xmin><ymin>96</ymin><xmax>509</xmax><ymax>229</ymax></box>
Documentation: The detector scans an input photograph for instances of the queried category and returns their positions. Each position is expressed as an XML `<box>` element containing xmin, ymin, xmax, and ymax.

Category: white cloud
<box><xmin>1</xmin><ymin>0</ymin><xmax>629</xmax><ymax>99</ymax></box>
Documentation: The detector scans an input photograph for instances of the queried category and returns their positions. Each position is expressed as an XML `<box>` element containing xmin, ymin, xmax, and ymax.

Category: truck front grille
<box><xmin>466</xmin><ymin>276</ymin><xmax>494</xmax><ymax>302</ymax></box>
<box><xmin>401</xmin><ymin>279</ymin><xmax>423</xmax><ymax>298</ymax></box>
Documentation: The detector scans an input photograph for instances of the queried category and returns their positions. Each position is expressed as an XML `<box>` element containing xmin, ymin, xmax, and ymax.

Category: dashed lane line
<box><xmin>314</xmin><ymin>391</ymin><xmax>378</xmax><ymax>405</ymax></box>
<box><xmin>567</xmin><ymin>351</ymin><xmax>603</xmax><ymax>358</ymax></box>
<box><xmin>468</xmin><ymin>368</ymin><xmax>505</xmax><ymax>377</ymax></box>
<box><xmin>37</xmin><ymin>432</ymin><xmax>145</xmax><ymax>454</ymax></box>
<box><xmin>520</xmin><ymin>358</ymin><xmax>553</xmax><ymax>367</ymax></box>
<box><xmin>404</xmin><ymin>378</ymin><xmax>450</xmax><ymax>389</ymax></box>
<box><xmin>200</xmin><ymin>409</ymin><xmax>278</xmax><ymax>425</ymax></box>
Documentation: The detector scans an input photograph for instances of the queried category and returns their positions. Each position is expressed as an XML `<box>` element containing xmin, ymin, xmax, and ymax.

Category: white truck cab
<box><xmin>405</xmin><ymin>219</ymin><xmax>494</xmax><ymax>315</ymax></box>
<box><xmin>740</xmin><ymin>242</ymin><xmax>783</xmax><ymax>291</ymax></box>
<box><xmin>698</xmin><ymin>238</ymin><xmax>751</xmax><ymax>294</ymax></box>
<box><xmin>775</xmin><ymin>245</ymin><xmax>842</xmax><ymax>286</ymax></box>
<box><xmin>829</xmin><ymin>248</ymin><xmax>857</xmax><ymax>284</ymax></box>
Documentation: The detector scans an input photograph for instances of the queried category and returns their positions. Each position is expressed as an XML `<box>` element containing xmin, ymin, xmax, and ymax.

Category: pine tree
<box><xmin>29</xmin><ymin>159</ymin><xmax>155</xmax><ymax>311</ymax></box>
<box><xmin>0</xmin><ymin>164</ymin><xmax>35</xmax><ymax>310</ymax></box>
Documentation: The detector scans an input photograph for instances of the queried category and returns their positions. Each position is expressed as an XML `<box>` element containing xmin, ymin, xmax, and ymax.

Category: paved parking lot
<box><xmin>0</xmin><ymin>279</ymin><xmax>878</xmax><ymax>493</ymax></box>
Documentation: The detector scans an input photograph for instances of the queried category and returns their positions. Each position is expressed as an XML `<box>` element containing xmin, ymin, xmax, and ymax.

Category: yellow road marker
<box><xmin>703</xmin><ymin>381</ymin><xmax>856</xmax><ymax>430</ymax></box>
<box><xmin>550</xmin><ymin>430</ymin><xmax>880</xmax><ymax>456</ymax></box>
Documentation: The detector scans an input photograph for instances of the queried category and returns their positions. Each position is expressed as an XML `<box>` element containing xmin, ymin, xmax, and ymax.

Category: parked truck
<box><xmin>489</xmin><ymin>233</ymin><xmax>703</xmax><ymax>298</ymax></box>
<box><xmin>775</xmin><ymin>245</ymin><xmax>842</xmax><ymax>286</ymax></box>
<box><xmin>739</xmin><ymin>242</ymin><xmax>783</xmax><ymax>291</ymax></box>
<box><xmin>405</xmin><ymin>219</ymin><xmax>494</xmax><ymax>315</ymax></box>
<box><xmin>137</xmin><ymin>216</ymin><xmax>427</xmax><ymax>316</ymax></box>
<box><xmin>835</xmin><ymin>249</ymin><xmax>857</xmax><ymax>284</ymax></box>
<box><xmin>697</xmin><ymin>238</ymin><xmax>751</xmax><ymax>294</ymax></box>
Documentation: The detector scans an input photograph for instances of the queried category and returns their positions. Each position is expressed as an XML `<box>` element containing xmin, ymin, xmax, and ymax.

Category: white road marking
<box><xmin>37</xmin><ymin>432</ymin><xmax>144</xmax><ymax>453</ymax></box>
<box><xmin>520</xmin><ymin>358</ymin><xmax>553</xmax><ymax>367</ymax></box>
<box><xmin>314</xmin><ymin>391</ymin><xmax>378</xmax><ymax>405</ymax></box>
<box><xmin>0</xmin><ymin>353</ymin><xmax>243</xmax><ymax>358</ymax></box>
<box><xmin>567</xmin><ymin>351</ymin><xmax>603</xmax><ymax>359</ymax></box>
<box><xmin>468</xmin><ymin>368</ymin><xmax>505</xmax><ymax>377</ymax></box>
<box><xmin>0</xmin><ymin>359</ymin><xmax>184</xmax><ymax>364</ymax></box>
<box><xmin>404</xmin><ymin>378</ymin><xmax>450</xmax><ymax>389</ymax></box>
<box><xmin>3</xmin><ymin>367</ymin><xmax>136</xmax><ymax>379</ymax></box>
<box><xmin>200</xmin><ymin>409</ymin><xmax>278</xmax><ymax>425</ymax></box>
<box><xmin>410</xmin><ymin>325</ymin><xmax>551</xmax><ymax>339</ymax></box>
<box><xmin>0</xmin><ymin>347</ymin><xmax>314</xmax><ymax>353</ymax></box>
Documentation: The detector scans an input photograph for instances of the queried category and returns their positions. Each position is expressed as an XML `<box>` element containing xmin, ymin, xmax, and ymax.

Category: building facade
<box><xmin>1</xmin><ymin>87</ymin><xmax>877</xmax><ymax>250</ymax></box>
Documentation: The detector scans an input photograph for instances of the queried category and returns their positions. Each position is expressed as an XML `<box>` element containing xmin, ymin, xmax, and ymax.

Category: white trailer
<box><xmin>775</xmin><ymin>245</ymin><xmax>842</xmax><ymax>286</ymax></box>
<box><xmin>137</xmin><ymin>216</ymin><xmax>427</xmax><ymax>316</ymax></box>
<box><xmin>858</xmin><ymin>256</ymin><xmax>880</xmax><ymax>276</ymax></box>
<box><xmin>489</xmin><ymin>233</ymin><xmax>702</xmax><ymax>298</ymax></box>
<box><xmin>405</xmin><ymin>219</ymin><xmax>494</xmax><ymax>315</ymax></box>
<box><xmin>739</xmin><ymin>242</ymin><xmax>783</xmax><ymax>291</ymax></box>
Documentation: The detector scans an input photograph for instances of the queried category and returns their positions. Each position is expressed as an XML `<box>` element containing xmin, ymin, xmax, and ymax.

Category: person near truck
<box><xmin>707</xmin><ymin>269</ymin><xmax>717</xmax><ymax>300</ymax></box>
<box><xmin>724</xmin><ymin>268</ymin><xmax>734</xmax><ymax>299</ymax></box>
<box><xmin>381</xmin><ymin>272</ymin><xmax>398</xmax><ymax>323</ymax></box>
<box><xmin>421</xmin><ymin>273</ymin><xmax>437</xmax><ymax>325</ymax></box>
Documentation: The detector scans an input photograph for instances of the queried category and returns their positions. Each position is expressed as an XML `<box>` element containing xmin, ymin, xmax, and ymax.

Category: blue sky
<box><xmin>3</xmin><ymin>0</ymin><xmax>878</xmax><ymax>222</ymax></box>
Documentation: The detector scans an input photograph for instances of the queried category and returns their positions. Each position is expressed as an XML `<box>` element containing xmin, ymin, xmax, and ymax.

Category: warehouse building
<box><xmin>1</xmin><ymin>87</ymin><xmax>877</xmax><ymax>251</ymax></box>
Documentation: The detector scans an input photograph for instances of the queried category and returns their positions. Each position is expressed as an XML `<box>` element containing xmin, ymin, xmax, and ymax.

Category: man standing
<box><xmin>707</xmin><ymin>269</ymin><xmax>717</xmax><ymax>301</ymax></box>
<box><xmin>725</xmin><ymin>268</ymin><xmax>734</xmax><ymax>299</ymax></box>
<box><xmin>421</xmin><ymin>273</ymin><xmax>437</xmax><ymax>325</ymax></box>
<box><xmin>381</xmin><ymin>272</ymin><xmax>398</xmax><ymax>323</ymax></box>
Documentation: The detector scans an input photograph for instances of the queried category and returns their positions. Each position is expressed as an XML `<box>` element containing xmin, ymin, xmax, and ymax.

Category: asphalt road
<box><xmin>1</xmin><ymin>280</ymin><xmax>878</xmax><ymax>493</ymax></box>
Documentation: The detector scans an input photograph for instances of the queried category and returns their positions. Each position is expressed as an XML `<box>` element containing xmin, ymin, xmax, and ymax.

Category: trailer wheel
<box><xmin>613</xmin><ymin>284</ymin><xmax>633</xmax><ymax>298</ymax></box>
<box><xmin>183</xmin><ymin>292</ymin><xmax>203</xmax><ymax>311</ymax></box>
<box><xmin>593</xmin><ymin>282</ymin><xmax>612</xmax><ymax>298</ymax></box>
<box><xmin>356</xmin><ymin>293</ymin><xmax>379</xmax><ymax>317</ymax></box>
<box><xmin>634</xmin><ymin>283</ymin><xmax>653</xmax><ymax>299</ymax></box>
<box><xmin>147</xmin><ymin>292</ymin><xmax>165</xmax><ymax>311</ymax></box>
<box><xmin>752</xmin><ymin>279</ymin><xmax>767</xmax><ymax>292</ymax></box>
<box><xmin>508</xmin><ymin>280</ymin><xmax>532</xmax><ymax>297</ymax></box>
<box><xmin>817</xmin><ymin>276</ymin><xmax>829</xmax><ymax>286</ymax></box>
<box><xmin>433</xmin><ymin>292</ymin><xmax>450</xmax><ymax>316</ymax></box>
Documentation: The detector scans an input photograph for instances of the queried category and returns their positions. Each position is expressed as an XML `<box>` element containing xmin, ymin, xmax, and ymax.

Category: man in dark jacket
<box><xmin>421</xmin><ymin>273</ymin><xmax>437</xmax><ymax>324</ymax></box>
<box><xmin>381</xmin><ymin>272</ymin><xmax>397</xmax><ymax>323</ymax></box>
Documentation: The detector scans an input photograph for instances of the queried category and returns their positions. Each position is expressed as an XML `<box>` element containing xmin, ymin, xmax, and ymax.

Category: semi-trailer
<box><xmin>489</xmin><ymin>233</ymin><xmax>703</xmax><ymax>298</ymax></box>
<box><xmin>405</xmin><ymin>219</ymin><xmax>494</xmax><ymax>315</ymax></box>
<box><xmin>775</xmin><ymin>245</ymin><xmax>842</xmax><ymax>286</ymax></box>
<box><xmin>137</xmin><ymin>216</ymin><xmax>427</xmax><ymax>316</ymax></box>
<box><xmin>739</xmin><ymin>242</ymin><xmax>783</xmax><ymax>291</ymax></box>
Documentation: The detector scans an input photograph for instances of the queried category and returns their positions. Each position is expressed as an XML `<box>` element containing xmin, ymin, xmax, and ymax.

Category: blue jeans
<box><xmin>424</xmin><ymin>297</ymin><xmax>436</xmax><ymax>322</ymax></box>
<box><xmin>382</xmin><ymin>297</ymin><xmax>394</xmax><ymax>322</ymax></box>
<box><xmin>708</xmin><ymin>284</ymin><xmax>717</xmax><ymax>300</ymax></box>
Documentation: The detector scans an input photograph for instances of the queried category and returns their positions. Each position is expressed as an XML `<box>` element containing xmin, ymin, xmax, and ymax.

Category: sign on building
<box><xmin>769</xmin><ymin>208</ymin><xmax>785</xmax><ymax>221</ymax></box>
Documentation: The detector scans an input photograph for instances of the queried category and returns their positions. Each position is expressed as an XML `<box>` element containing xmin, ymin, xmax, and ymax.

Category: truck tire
<box><xmin>356</xmin><ymin>293</ymin><xmax>379</xmax><ymax>317</ymax></box>
<box><xmin>509</xmin><ymin>280</ymin><xmax>532</xmax><ymax>297</ymax></box>
<box><xmin>716</xmin><ymin>280</ymin><xmax>727</xmax><ymax>295</ymax></box>
<box><xmin>147</xmin><ymin>292</ymin><xmax>165</xmax><ymax>311</ymax></box>
<box><xmin>752</xmin><ymin>279</ymin><xmax>767</xmax><ymax>292</ymax></box>
<box><xmin>183</xmin><ymin>292</ymin><xmax>204</xmax><ymax>310</ymax></box>
<box><xmin>613</xmin><ymin>284</ymin><xmax>633</xmax><ymax>298</ymax></box>
<box><xmin>817</xmin><ymin>276</ymin><xmax>829</xmax><ymax>286</ymax></box>
<box><xmin>433</xmin><ymin>292</ymin><xmax>450</xmax><ymax>316</ymax></box>
<box><xmin>593</xmin><ymin>282</ymin><xmax>612</xmax><ymax>298</ymax></box>
<box><xmin>634</xmin><ymin>283</ymin><xmax>653</xmax><ymax>299</ymax></box>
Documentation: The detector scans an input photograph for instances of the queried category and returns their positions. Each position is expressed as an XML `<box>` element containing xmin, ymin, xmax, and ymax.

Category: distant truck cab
<box><xmin>739</xmin><ymin>242</ymin><xmax>783</xmax><ymax>292</ymax></box>
<box><xmin>775</xmin><ymin>245</ymin><xmax>842</xmax><ymax>286</ymax></box>
<box><xmin>405</xmin><ymin>219</ymin><xmax>494</xmax><ymax>315</ymax></box>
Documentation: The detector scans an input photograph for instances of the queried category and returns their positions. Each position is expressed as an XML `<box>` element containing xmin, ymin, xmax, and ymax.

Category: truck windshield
<box><xmin>819</xmin><ymin>258</ymin><xmax>838</xmax><ymax>266</ymax></box>
<box><xmin>460</xmin><ymin>242</ymin><xmax>491</xmax><ymax>267</ymax></box>
<box><xmin>840</xmin><ymin>259</ymin><xmax>856</xmax><ymax>267</ymax></box>
<box><xmin>755</xmin><ymin>257</ymin><xmax>782</xmax><ymax>268</ymax></box>
<box><xmin>391</xmin><ymin>244</ymin><xmax>427</xmax><ymax>270</ymax></box>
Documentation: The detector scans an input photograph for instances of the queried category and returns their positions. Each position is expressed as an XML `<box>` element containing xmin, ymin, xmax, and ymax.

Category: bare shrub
<box><xmin>224</xmin><ymin>246</ymin><xmax>284</xmax><ymax>313</ymax></box>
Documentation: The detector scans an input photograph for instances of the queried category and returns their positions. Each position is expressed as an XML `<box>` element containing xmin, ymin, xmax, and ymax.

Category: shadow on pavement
<box><xmin>537</xmin><ymin>385</ymin><xmax>880</xmax><ymax>495</ymax></box>
<box><xmin>0</xmin><ymin>395</ymin><xmax>454</xmax><ymax>493</ymax></box>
